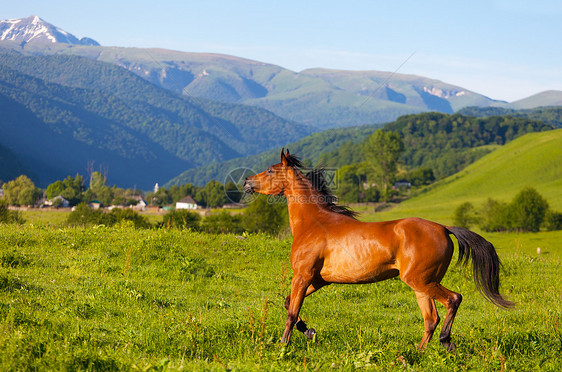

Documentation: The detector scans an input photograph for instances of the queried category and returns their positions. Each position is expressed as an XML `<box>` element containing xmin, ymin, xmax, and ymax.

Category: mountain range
<box><xmin>0</xmin><ymin>51</ymin><xmax>311</xmax><ymax>188</ymax></box>
<box><xmin>1</xmin><ymin>16</ymin><xmax>561</xmax><ymax>189</ymax></box>
<box><xmin>0</xmin><ymin>15</ymin><xmax>99</xmax><ymax>46</ymax></box>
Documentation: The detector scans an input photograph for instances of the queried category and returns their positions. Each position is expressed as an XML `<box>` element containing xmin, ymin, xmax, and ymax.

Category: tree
<box><xmin>510</xmin><ymin>187</ymin><xmax>549</xmax><ymax>232</ymax></box>
<box><xmin>479</xmin><ymin>198</ymin><xmax>511</xmax><ymax>232</ymax></box>
<box><xmin>336</xmin><ymin>164</ymin><xmax>361</xmax><ymax>203</ymax></box>
<box><xmin>46</xmin><ymin>175</ymin><xmax>84</xmax><ymax>205</ymax></box>
<box><xmin>544</xmin><ymin>210</ymin><xmax>562</xmax><ymax>231</ymax></box>
<box><xmin>405</xmin><ymin>168</ymin><xmax>435</xmax><ymax>186</ymax></box>
<box><xmin>85</xmin><ymin>171</ymin><xmax>113</xmax><ymax>206</ymax></box>
<box><xmin>453</xmin><ymin>202</ymin><xmax>478</xmax><ymax>229</ymax></box>
<box><xmin>46</xmin><ymin>180</ymin><xmax>65</xmax><ymax>200</ymax></box>
<box><xmin>196</xmin><ymin>180</ymin><xmax>227</xmax><ymax>208</ymax></box>
<box><xmin>242</xmin><ymin>195</ymin><xmax>288</xmax><ymax>234</ymax></box>
<box><xmin>2</xmin><ymin>175</ymin><xmax>42</xmax><ymax>206</ymax></box>
<box><xmin>362</xmin><ymin>130</ymin><xmax>404</xmax><ymax>201</ymax></box>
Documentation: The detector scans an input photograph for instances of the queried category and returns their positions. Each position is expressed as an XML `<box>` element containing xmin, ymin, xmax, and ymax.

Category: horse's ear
<box><xmin>286</xmin><ymin>148</ymin><xmax>291</xmax><ymax>157</ymax></box>
<box><xmin>281</xmin><ymin>148</ymin><xmax>288</xmax><ymax>166</ymax></box>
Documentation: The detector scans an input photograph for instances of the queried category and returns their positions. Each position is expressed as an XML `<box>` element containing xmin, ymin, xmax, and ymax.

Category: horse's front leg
<box><xmin>284</xmin><ymin>280</ymin><xmax>328</xmax><ymax>340</ymax></box>
<box><xmin>281</xmin><ymin>274</ymin><xmax>310</xmax><ymax>344</ymax></box>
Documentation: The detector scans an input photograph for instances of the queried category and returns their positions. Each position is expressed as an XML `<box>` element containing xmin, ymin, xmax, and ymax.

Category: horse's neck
<box><xmin>285</xmin><ymin>177</ymin><xmax>327</xmax><ymax>236</ymax></box>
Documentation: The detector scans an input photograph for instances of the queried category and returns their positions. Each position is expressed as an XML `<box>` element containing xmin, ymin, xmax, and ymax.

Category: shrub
<box><xmin>478</xmin><ymin>188</ymin><xmax>551</xmax><ymax>232</ymax></box>
<box><xmin>162</xmin><ymin>210</ymin><xmax>201</xmax><ymax>230</ymax></box>
<box><xmin>544</xmin><ymin>210</ymin><xmax>562</xmax><ymax>231</ymax></box>
<box><xmin>200</xmin><ymin>211</ymin><xmax>244</xmax><ymax>234</ymax></box>
<box><xmin>242</xmin><ymin>195</ymin><xmax>288</xmax><ymax>234</ymax></box>
<box><xmin>479</xmin><ymin>198</ymin><xmax>511</xmax><ymax>232</ymax></box>
<box><xmin>111</xmin><ymin>208</ymin><xmax>151</xmax><ymax>229</ymax></box>
<box><xmin>66</xmin><ymin>203</ymin><xmax>114</xmax><ymax>226</ymax></box>
<box><xmin>453</xmin><ymin>202</ymin><xmax>478</xmax><ymax>229</ymax></box>
<box><xmin>510</xmin><ymin>187</ymin><xmax>549</xmax><ymax>232</ymax></box>
<box><xmin>0</xmin><ymin>203</ymin><xmax>25</xmax><ymax>224</ymax></box>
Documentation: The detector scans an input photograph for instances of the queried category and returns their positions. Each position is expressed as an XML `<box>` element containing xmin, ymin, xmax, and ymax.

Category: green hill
<box><xmin>508</xmin><ymin>90</ymin><xmax>562</xmax><ymax>109</ymax></box>
<box><xmin>364</xmin><ymin>129</ymin><xmax>562</xmax><ymax>224</ymax></box>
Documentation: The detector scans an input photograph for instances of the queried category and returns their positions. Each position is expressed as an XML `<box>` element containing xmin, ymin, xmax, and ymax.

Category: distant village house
<box><xmin>89</xmin><ymin>200</ymin><xmax>103</xmax><ymax>210</ymax></box>
<box><xmin>45</xmin><ymin>195</ymin><xmax>70</xmax><ymax>208</ymax></box>
<box><xmin>132</xmin><ymin>198</ymin><xmax>148</xmax><ymax>211</ymax></box>
<box><xmin>176</xmin><ymin>196</ymin><xmax>199</xmax><ymax>210</ymax></box>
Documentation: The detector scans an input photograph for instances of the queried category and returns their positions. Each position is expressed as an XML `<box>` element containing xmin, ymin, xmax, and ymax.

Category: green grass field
<box><xmin>0</xmin><ymin>224</ymin><xmax>560</xmax><ymax>371</ymax></box>
<box><xmin>1</xmin><ymin>130</ymin><xmax>561</xmax><ymax>370</ymax></box>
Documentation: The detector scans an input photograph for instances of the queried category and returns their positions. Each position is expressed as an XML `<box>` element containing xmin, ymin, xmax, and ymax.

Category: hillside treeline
<box><xmin>320</xmin><ymin>112</ymin><xmax>553</xmax><ymax>178</ymax></box>
<box><xmin>458</xmin><ymin>106</ymin><xmax>562</xmax><ymax>128</ymax></box>
<box><xmin>454</xmin><ymin>187</ymin><xmax>562</xmax><ymax>232</ymax></box>
<box><xmin>0</xmin><ymin>173</ymin><xmax>238</xmax><ymax>209</ymax></box>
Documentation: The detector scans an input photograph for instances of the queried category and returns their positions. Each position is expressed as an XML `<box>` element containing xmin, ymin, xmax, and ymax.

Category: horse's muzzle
<box><xmin>243</xmin><ymin>179</ymin><xmax>255</xmax><ymax>194</ymax></box>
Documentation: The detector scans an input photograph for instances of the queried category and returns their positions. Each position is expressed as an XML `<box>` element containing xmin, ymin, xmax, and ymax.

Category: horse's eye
<box><xmin>266</xmin><ymin>168</ymin><xmax>273</xmax><ymax>175</ymax></box>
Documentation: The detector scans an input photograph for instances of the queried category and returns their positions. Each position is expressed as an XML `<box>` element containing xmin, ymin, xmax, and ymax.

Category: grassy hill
<box><xmin>508</xmin><ymin>90</ymin><xmax>562</xmax><ymax>109</ymax></box>
<box><xmin>363</xmin><ymin>129</ymin><xmax>562</xmax><ymax>224</ymax></box>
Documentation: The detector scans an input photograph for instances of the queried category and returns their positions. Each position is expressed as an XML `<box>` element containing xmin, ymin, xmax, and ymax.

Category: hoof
<box><xmin>442</xmin><ymin>342</ymin><xmax>456</xmax><ymax>352</ymax></box>
<box><xmin>304</xmin><ymin>328</ymin><xmax>316</xmax><ymax>340</ymax></box>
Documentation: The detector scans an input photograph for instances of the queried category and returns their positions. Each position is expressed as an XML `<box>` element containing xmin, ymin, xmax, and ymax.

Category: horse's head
<box><xmin>244</xmin><ymin>149</ymin><xmax>295</xmax><ymax>196</ymax></box>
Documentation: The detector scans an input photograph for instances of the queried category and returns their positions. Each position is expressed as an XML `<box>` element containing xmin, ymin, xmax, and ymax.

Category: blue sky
<box><xmin>3</xmin><ymin>0</ymin><xmax>561</xmax><ymax>101</ymax></box>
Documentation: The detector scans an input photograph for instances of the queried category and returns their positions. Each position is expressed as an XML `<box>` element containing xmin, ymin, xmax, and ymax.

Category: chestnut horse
<box><xmin>244</xmin><ymin>149</ymin><xmax>513</xmax><ymax>350</ymax></box>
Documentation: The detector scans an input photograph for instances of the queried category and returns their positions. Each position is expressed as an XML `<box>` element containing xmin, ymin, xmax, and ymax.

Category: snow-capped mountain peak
<box><xmin>0</xmin><ymin>15</ymin><xmax>99</xmax><ymax>46</ymax></box>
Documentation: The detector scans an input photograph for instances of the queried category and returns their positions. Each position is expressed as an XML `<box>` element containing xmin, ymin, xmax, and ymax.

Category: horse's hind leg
<box><xmin>424</xmin><ymin>284</ymin><xmax>463</xmax><ymax>351</ymax></box>
<box><xmin>414</xmin><ymin>291</ymin><xmax>440</xmax><ymax>350</ymax></box>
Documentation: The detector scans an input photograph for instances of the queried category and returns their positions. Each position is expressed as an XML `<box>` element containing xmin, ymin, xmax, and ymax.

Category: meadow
<box><xmin>0</xmin><ymin>222</ymin><xmax>560</xmax><ymax>371</ymax></box>
<box><xmin>1</xmin><ymin>130</ymin><xmax>561</xmax><ymax>370</ymax></box>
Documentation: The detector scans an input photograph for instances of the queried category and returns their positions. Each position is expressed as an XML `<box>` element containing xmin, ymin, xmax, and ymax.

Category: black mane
<box><xmin>285</xmin><ymin>153</ymin><xmax>359</xmax><ymax>219</ymax></box>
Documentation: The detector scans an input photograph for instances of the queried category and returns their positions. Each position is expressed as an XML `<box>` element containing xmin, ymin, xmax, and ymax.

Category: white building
<box><xmin>45</xmin><ymin>195</ymin><xmax>70</xmax><ymax>208</ymax></box>
<box><xmin>176</xmin><ymin>195</ymin><xmax>198</xmax><ymax>210</ymax></box>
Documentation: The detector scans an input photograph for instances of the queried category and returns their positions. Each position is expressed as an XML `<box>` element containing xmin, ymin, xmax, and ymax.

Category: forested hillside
<box><xmin>458</xmin><ymin>106</ymin><xmax>562</xmax><ymax>128</ymax></box>
<box><xmin>318</xmin><ymin>112</ymin><xmax>553</xmax><ymax>178</ymax></box>
<box><xmin>365</xmin><ymin>129</ymin><xmax>562</xmax><ymax>223</ymax></box>
<box><xmin>171</xmin><ymin>112</ymin><xmax>554</xmax><ymax>186</ymax></box>
<box><xmin>0</xmin><ymin>51</ymin><xmax>312</xmax><ymax>187</ymax></box>
<box><xmin>385</xmin><ymin>112</ymin><xmax>553</xmax><ymax>177</ymax></box>
<box><xmin>0</xmin><ymin>143</ymin><xmax>31</xmax><ymax>184</ymax></box>
<box><xmin>166</xmin><ymin>125</ymin><xmax>382</xmax><ymax>186</ymax></box>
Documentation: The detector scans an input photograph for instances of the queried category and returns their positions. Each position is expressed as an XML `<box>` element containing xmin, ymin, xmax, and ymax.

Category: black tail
<box><xmin>447</xmin><ymin>226</ymin><xmax>514</xmax><ymax>309</ymax></box>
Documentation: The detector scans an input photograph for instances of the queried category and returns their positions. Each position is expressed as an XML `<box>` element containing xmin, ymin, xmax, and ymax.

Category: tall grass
<box><xmin>0</xmin><ymin>223</ymin><xmax>560</xmax><ymax>370</ymax></box>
